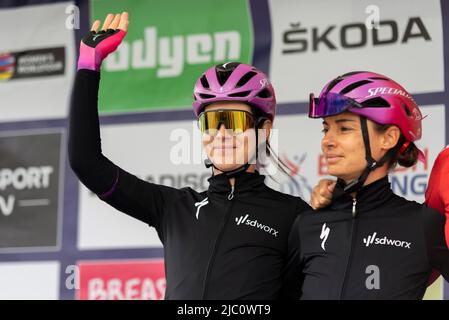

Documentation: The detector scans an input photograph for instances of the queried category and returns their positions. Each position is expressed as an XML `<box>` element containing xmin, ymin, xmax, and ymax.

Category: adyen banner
<box><xmin>92</xmin><ymin>0</ymin><xmax>253</xmax><ymax>113</ymax></box>
<box><xmin>0</xmin><ymin>131</ymin><xmax>63</xmax><ymax>251</ymax></box>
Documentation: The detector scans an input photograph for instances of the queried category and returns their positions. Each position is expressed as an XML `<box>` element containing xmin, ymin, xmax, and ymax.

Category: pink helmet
<box><xmin>310</xmin><ymin>71</ymin><xmax>423</xmax><ymax>143</ymax></box>
<box><xmin>310</xmin><ymin>71</ymin><xmax>425</xmax><ymax>193</ymax></box>
<box><xmin>192</xmin><ymin>62</ymin><xmax>276</xmax><ymax>120</ymax></box>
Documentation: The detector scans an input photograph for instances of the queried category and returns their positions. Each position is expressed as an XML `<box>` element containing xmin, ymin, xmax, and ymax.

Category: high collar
<box><xmin>330</xmin><ymin>176</ymin><xmax>394</xmax><ymax>213</ymax></box>
<box><xmin>207</xmin><ymin>170</ymin><xmax>266</xmax><ymax>194</ymax></box>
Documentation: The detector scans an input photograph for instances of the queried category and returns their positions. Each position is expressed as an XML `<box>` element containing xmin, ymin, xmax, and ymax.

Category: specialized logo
<box><xmin>92</xmin><ymin>34</ymin><xmax>103</xmax><ymax>42</ymax></box>
<box><xmin>194</xmin><ymin>197</ymin><xmax>209</xmax><ymax>220</ymax></box>
<box><xmin>363</xmin><ymin>232</ymin><xmax>412</xmax><ymax>249</ymax></box>
<box><xmin>320</xmin><ymin>223</ymin><xmax>330</xmax><ymax>251</ymax></box>
<box><xmin>366</xmin><ymin>87</ymin><xmax>414</xmax><ymax>100</ymax></box>
<box><xmin>235</xmin><ymin>214</ymin><xmax>279</xmax><ymax>237</ymax></box>
<box><xmin>260</xmin><ymin>78</ymin><xmax>269</xmax><ymax>88</ymax></box>
<box><xmin>412</xmin><ymin>108</ymin><xmax>422</xmax><ymax>121</ymax></box>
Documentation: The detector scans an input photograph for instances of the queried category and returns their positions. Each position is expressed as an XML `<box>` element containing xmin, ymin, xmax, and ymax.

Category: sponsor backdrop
<box><xmin>0</xmin><ymin>0</ymin><xmax>447</xmax><ymax>299</ymax></box>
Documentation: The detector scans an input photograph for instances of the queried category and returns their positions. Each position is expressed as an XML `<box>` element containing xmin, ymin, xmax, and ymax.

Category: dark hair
<box><xmin>373</xmin><ymin>123</ymin><xmax>419</xmax><ymax>169</ymax></box>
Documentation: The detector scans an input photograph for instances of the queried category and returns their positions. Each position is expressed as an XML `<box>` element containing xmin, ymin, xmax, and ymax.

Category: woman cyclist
<box><xmin>69</xmin><ymin>12</ymin><xmax>310</xmax><ymax>299</ymax></box>
<box><xmin>284</xmin><ymin>71</ymin><xmax>449</xmax><ymax>299</ymax></box>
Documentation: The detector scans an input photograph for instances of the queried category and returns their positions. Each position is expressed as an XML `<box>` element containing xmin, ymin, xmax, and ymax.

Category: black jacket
<box><xmin>68</xmin><ymin>69</ymin><xmax>310</xmax><ymax>299</ymax></box>
<box><xmin>284</xmin><ymin>176</ymin><xmax>449</xmax><ymax>300</ymax></box>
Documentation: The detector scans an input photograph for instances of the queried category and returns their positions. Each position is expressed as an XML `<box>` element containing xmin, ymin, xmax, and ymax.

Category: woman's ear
<box><xmin>260</xmin><ymin>119</ymin><xmax>272</xmax><ymax>141</ymax></box>
<box><xmin>382</xmin><ymin>125</ymin><xmax>401</xmax><ymax>151</ymax></box>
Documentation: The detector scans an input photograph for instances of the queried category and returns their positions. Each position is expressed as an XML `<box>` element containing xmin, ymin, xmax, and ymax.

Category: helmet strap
<box><xmin>204</xmin><ymin>116</ymin><xmax>267</xmax><ymax>178</ymax></box>
<box><xmin>343</xmin><ymin>117</ymin><xmax>398</xmax><ymax>194</ymax></box>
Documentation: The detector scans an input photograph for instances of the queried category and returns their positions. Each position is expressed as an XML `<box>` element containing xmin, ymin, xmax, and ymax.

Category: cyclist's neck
<box><xmin>212</xmin><ymin>165</ymin><xmax>256</xmax><ymax>186</ymax></box>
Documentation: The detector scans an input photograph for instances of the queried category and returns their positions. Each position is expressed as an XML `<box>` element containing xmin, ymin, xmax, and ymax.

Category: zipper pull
<box><xmin>228</xmin><ymin>185</ymin><xmax>235</xmax><ymax>201</ymax></box>
<box><xmin>352</xmin><ymin>198</ymin><xmax>357</xmax><ymax>217</ymax></box>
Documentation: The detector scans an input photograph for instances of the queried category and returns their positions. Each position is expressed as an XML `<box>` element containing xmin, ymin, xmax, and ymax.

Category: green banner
<box><xmin>92</xmin><ymin>0</ymin><xmax>253</xmax><ymax>113</ymax></box>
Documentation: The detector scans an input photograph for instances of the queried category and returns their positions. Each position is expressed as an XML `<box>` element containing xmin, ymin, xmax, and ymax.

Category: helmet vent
<box><xmin>256</xmin><ymin>88</ymin><xmax>272</xmax><ymax>98</ymax></box>
<box><xmin>326</xmin><ymin>71</ymin><xmax>366</xmax><ymax>93</ymax></box>
<box><xmin>401</xmin><ymin>103</ymin><xmax>412</xmax><ymax>117</ymax></box>
<box><xmin>236</xmin><ymin>71</ymin><xmax>257</xmax><ymax>88</ymax></box>
<box><xmin>216</xmin><ymin>62</ymin><xmax>240</xmax><ymax>86</ymax></box>
<box><xmin>199</xmin><ymin>93</ymin><xmax>216</xmax><ymax>99</ymax></box>
<box><xmin>340</xmin><ymin>80</ymin><xmax>371</xmax><ymax>94</ymax></box>
<box><xmin>200</xmin><ymin>75</ymin><xmax>210</xmax><ymax>89</ymax></box>
<box><xmin>228</xmin><ymin>90</ymin><xmax>251</xmax><ymax>97</ymax></box>
<box><xmin>341</xmin><ymin>71</ymin><xmax>367</xmax><ymax>77</ymax></box>
<box><xmin>361</xmin><ymin>97</ymin><xmax>390</xmax><ymax>108</ymax></box>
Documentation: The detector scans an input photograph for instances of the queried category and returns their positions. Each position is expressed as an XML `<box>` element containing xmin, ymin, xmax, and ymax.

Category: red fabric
<box><xmin>425</xmin><ymin>146</ymin><xmax>449</xmax><ymax>285</ymax></box>
<box><xmin>426</xmin><ymin>146</ymin><xmax>449</xmax><ymax>245</ymax></box>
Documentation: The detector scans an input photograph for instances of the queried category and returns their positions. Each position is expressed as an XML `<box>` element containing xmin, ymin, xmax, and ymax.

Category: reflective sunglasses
<box><xmin>309</xmin><ymin>92</ymin><xmax>364</xmax><ymax>118</ymax></box>
<box><xmin>198</xmin><ymin>109</ymin><xmax>256</xmax><ymax>136</ymax></box>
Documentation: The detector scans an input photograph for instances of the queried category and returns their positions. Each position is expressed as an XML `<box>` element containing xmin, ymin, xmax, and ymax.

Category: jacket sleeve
<box><xmin>422</xmin><ymin>205</ymin><xmax>449</xmax><ymax>281</ymax></box>
<box><xmin>68</xmin><ymin>69</ymin><xmax>184</xmax><ymax>233</ymax></box>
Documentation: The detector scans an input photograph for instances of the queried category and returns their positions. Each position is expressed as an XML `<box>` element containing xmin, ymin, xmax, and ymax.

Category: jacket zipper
<box><xmin>352</xmin><ymin>198</ymin><xmax>357</xmax><ymax>217</ymax></box>
<box><xmin>227</xmin><ymin>185</ymin><xmax>235</xmax><ymax>200</ymax></box>
<box><xmin>201</xmin><ymin>185</ymin><xmax>236</xmax><ymax>299</ymax></box>
<box><xmin>339</xmin><ymin>197</ymin><xmax>358</xmax><ymax>299</ymax></box>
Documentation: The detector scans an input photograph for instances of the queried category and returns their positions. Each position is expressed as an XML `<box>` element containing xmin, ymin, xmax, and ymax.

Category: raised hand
<box><xmin>77</xmin><ymin>12</ymin><xmax>129</xmax><ymax>71</ymax></box>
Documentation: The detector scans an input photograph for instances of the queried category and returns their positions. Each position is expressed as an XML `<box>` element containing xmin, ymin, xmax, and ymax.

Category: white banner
<box><xmin>269</xmin><ymin>0</ymin><xmax>444</xmax><ymax>103</ymax></box>
<box><xmin>0</xmin><ymin>261</ymin><xmax>60</xmax><ymax>299</ymax></box>
<box><xmin>0</xmin><ymin>2</ymin><xmax>75</xmax><ymax>122</ymax></box>
<box><xmin>77</xmin><ymin>120</ymin><xmax>209</xmax><ymax>250</ymax></box>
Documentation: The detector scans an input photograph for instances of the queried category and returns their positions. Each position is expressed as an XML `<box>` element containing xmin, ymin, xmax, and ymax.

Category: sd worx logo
<box><xmin>363</xmin><ymin>232</ymin><xmax>412</xmax><ymax>249</ymax></box>
<box><xmin>235</xmin><ymin>214</ymin><xmax>279</xmax><ymax>237</ymax></box>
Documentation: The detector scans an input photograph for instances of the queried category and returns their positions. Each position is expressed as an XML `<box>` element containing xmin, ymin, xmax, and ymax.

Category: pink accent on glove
<box><xmin>77</xmin><ymin>29</ymin><xmax>126</xmax><ymax>71</ymax></box>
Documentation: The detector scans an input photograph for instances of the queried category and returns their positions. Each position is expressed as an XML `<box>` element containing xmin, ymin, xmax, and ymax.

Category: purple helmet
<box><xmin>192</xmin><ymin>62</ymin><xmax>276</xmax><ymax>120</ymax></box>
<box><xmin>313</xmin><ymin>71</ymin><xmax>422</xmax><ymax>143</ymax></box>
